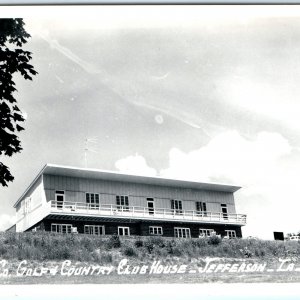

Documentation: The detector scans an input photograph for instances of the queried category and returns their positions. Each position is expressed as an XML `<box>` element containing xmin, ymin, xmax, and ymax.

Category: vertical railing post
<box><xmin>110</xmin><ymin>205</ymin><xmax>113</xmax><ymax>215</ymax></box>
<box><xmin>132</xmin><ymin>206</ymin><xmax>134</xmax><ymax>217</ymax></box>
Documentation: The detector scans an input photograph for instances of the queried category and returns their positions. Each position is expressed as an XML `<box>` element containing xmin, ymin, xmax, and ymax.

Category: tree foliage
<box><xmin>0</xmin><ymin>18</ymin><xmax>37</xmax><ymax>186</ymax></box>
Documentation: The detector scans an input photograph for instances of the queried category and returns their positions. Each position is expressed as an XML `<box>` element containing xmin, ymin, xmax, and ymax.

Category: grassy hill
<box><xmin>1</xmin><ymin>232</ymin><xmax>300</xmax><ymax>284</ymax></box>
<box><xmin>0</xmin><ymin>232</ymin><xmax>299</xmax><ymax>262</ymax></box>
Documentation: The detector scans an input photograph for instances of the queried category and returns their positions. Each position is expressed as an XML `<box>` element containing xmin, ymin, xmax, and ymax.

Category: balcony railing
<box><xmin>50</xmin><ymin>200</ymin><xmax>246</xmax><ymax>225</ymax></box>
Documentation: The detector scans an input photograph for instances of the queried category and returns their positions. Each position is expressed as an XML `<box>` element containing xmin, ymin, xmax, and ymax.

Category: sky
<box><xmin>1</xmin><ymin>5</ymin><xmax>300</xmax><ymax>239</ymax></box>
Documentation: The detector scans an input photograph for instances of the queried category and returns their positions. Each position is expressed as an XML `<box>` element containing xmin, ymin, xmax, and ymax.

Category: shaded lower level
<box><xmin>28</xmin><ymin>215</ymin><xmax>243</xmax><ymax>238</ymax></box>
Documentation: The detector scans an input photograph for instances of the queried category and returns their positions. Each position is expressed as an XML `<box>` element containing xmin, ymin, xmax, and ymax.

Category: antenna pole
<box><xmin>84</xmin><ymin>138</ymin><xmax>88</xmax><ymax>168</ymax></box>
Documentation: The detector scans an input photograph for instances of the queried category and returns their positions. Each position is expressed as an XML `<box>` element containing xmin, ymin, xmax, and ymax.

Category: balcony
<box><xmin>49</xmin><ymin>200</ymin><xmax>246</xmax><ymax>225</ymax></box>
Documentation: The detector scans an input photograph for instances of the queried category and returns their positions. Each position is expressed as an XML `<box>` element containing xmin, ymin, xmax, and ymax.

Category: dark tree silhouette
<box><xmin>0</xmin><ymin>18</ymin><xmax>37</xmax><ymax>186</ymax></box>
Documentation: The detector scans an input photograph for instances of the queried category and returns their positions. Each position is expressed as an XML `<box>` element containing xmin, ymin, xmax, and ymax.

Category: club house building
<box><xmin>12</xmin><ymin>164</ymin><xmax>246</xmax><ymax>238</ymax></box>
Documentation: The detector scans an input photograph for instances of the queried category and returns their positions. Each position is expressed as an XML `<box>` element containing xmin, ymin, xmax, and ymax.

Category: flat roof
<box><xmin>14</xmin><ymin>163</ymin><xmax>241</xmax><ymax>207</ymax></box>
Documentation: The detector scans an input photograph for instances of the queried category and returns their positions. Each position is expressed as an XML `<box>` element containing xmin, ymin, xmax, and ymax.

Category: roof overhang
<box><xmin>14</xmin><ymin>163</ymin><xmax>241</xmax><ymax>207</ymax></box>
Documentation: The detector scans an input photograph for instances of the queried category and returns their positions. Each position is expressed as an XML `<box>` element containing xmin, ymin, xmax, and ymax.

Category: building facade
<box><xmin>13</xmin><ymin>164</ymin><xmax>246</xmax><ymax>238</ymax></box>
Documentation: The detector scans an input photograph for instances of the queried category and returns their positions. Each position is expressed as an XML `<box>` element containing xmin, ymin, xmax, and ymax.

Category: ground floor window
<box><xmin>174</xmin><ymin>227</ymin><xmax>191</xmax><ymax>238</ymax></box>
<box><xmin>199</xmin><ymin>228</ymin><xmax>214</xmax><ymax>237</ymax></box>
<box><xmin>118</xmin><ymin>226</ymin><xmax>130</xmax><ymax>236</ymax></box>
<box><xmin>149</xmin><ymin>226</ymin><xmax>163</xmax><ymax>235</ymax></box>
<box><xmin>51</xmin><ymin>223</ymin><xmax>72</xmax><ymax>234</ymax></box>
<box><xmin>225</xmin><ymin>230</ymin><xmax>236</xmax><ymax>238</ymax></box>
<box><xmin>84</xmin><ymin>225</ymin><xmax>105</xmax><ymax>235</ymax></box>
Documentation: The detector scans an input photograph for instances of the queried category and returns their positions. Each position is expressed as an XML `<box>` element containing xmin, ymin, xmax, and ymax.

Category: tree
<box><xmin>0</xmin><ymin>18</ymin><xmax>37</xmax><ymax>186</ymax></box>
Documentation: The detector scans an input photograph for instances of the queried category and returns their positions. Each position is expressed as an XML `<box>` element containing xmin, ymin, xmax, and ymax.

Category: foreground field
<box><xmin>0</xmin><ymin>232</ymin><xmax>300</xmax><ymax>284</ymax></box>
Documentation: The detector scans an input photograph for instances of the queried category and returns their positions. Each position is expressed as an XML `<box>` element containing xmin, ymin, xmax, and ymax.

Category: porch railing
<box><xmin>50</xmin><ymin>200</ymin><xmax>246</xmax><ymax>225</ymax></box>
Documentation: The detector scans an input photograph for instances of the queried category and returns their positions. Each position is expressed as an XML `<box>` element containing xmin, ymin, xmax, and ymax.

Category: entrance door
<box><xmin>221</xmin><ymin>204</ymin><xmax>228</xmax><ymax>219</ymax></box>
<box><xmin>147</xmin><ymin>198</ymin><xmax>154</xmax><ymax>215</ymax></box>
<box><xmin>55</xmin><ymin>191</ymin><xmax>65</xmax><ymax>209</ymax></box>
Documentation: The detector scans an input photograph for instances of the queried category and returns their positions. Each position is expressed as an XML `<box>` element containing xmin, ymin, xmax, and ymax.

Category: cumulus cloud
<box><xmin>115</xmin><ymin>154</ymin><xmax>157</xmax><ymax>177</ymax></box>
<box><xmin>0</xmin><ymin>214</ymin><xmax>16</xmax><ymax>232</ymax></box>
<box><xmin>161</xmin><ymin>130</ymin><xmax>291</xmax><ymax>185</ymax></box>
<box><xmin>161</xmin><ymin>130</ymin><xmax>299</xmax><ymax>239</ymax></box>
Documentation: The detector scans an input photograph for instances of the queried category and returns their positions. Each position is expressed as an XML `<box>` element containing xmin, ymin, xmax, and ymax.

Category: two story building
<box><xmin>12</xmin><ymin>164</ymin><xmax>246</xmax><ymax>238</ymax></box>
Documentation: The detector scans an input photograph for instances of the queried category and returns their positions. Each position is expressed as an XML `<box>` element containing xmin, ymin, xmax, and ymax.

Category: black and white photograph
<box><xmin>1</xmin><ymin>4</ymin><xmax>300</xmax><ymax>294</ymax></box>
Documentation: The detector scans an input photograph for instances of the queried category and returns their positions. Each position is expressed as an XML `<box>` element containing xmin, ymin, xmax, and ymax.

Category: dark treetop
<box><xmin>0</xmin><ymin>18</ymin><xmax>37</xmax><ymax>187</ymax></box>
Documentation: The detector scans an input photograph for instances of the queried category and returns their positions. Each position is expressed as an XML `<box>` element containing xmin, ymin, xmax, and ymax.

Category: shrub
<box><xmin>123</xmin><ymin>246</ymin><xmax>137</xmax><ymax>257</ymax></box>
<box><xmin>208</xmin><ymin>235</ymin><xmax>222</xmax><ymax>245</ymax></box>
<box><xmin>172</xmin><ymin>246</ymin><xmax>183</xmax><ymax>257</ymax></box>
<box><xmin>144</xmin><ymin>240</ymin><xmax>154</xmax><ymax>254</ymax></box>
<box><xmin>101</xmin><ymin>252</ymin><xmax>113</xmax><ymax>263</ymax></box>
<box><xmin>108</xmin><ymin>234</ymin><xmax>121</xmax><ymax>248</ymax></box>
<box><xmin>134</xmin><ymin>240</ymin><xmax>144</xmax><ymax>248</ymax></box>
<box><xmin>192</xmin><ymin>238</ymin><xmax>207</xmax><ymax>248</ymax></box>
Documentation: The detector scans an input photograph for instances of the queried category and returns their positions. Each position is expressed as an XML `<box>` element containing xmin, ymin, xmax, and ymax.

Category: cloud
<box><xmin>161</xmin><ymin>130</ymin><xmax>291</xmax><ymax>185</ymax></box>
<box><xmin>115</xmin><ymin>154</ymin><xmax>157</xmax><ymax>177</ymax></box>
<box><xmin>0</xmin><ymin>214</ymin><xmax>16</xmax><ymax>232</ymax></box>
<box><xmin>219</xmin><ymin>77</ymin><xmax>300</xmax><ymax>133</ymax></box>
<box><xmin>160</xmin><ymin>130</ymin><xmax>300</xmax><ymax>239</ymax></box>
<box><xmin>39</xmin><ymin>32</ymin><xmax>102</xmax><ymax>75</ymax></box>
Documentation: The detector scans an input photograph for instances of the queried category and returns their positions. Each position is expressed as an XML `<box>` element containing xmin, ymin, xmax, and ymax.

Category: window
<box><xmin>51</xmin><ymin>224</ymin><xmax>72</xmax><ymax>234</ymax></box>
<box><xmin>116</xmin><ymin>195</ymin><xmax>129</xmax><ymax>211</ymax></box>
<box><xmin>225</xmin><ymin>230</ymin><xmax>236</xmax><ymax>238</ymax></box>
<box><xmin>86</xmin><ymin>193</ymin><xmax>100</xmax><ymax>209</ymax></box>
<box><xmin>199</xmin><ymin>229</ymin><xmax>214</xmax><ymax>237</ymax></box>
<box><xmin>84</xmin><ymin>225</ymin><xmax>105</xmax><ymax>235</ymax></box>
<box><xmin>171</xmin><ymin>200</ymin><xmax>183</xmax><ymax>214</ymax></box>
<box><xmin>174</xmin><ymin>227</ymin><xmax>191</xmax><ymax>238</ymax></box>
<box><xmin>118</xmin><ymin>226</ymin><xmax>130</xmax><ymax>236</ymax></box>
<box><xmin>196</xmin><ymin>201</ymin><xmax>207</xmax><ymax>216</ymax></box>
<box><xmin>149</xmin><ymin>226</ymin><xmax>163</xmax><ymax>235</ymax></box>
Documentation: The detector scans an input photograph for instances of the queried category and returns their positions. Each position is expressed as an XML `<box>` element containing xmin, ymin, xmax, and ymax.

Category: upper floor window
<box><xmin>171</xmin><ymin>200</ymin><xmax>182</xmax><ymax>214</ymax></box>
<box><xmin>116</xmin><ymin>195</ymin><xmax>129</xmax><ymax>211</ymax></box>
<box><xmin>86</xmin><ymin>193</ymin><xmax>100</xmax><ymax>209</ymax></box>
<box><xmin>196</xmin><ymin>201</ymin><xmax>207</xmax><ymax>216</ymax></box>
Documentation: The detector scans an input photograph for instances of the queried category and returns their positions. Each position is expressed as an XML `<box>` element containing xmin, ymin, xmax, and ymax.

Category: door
<box><xmin>147</xmin><ymin>198</ymin><xmax>154</xmax><ymax>215</ymax></box>
<box><xmin>221</xmin><ymin>204</ymin><xmax>228</xmax><ymax>219</ymax></box>
<box><xmin>55</xmin><ymin>191</ymin><xmax>65</xmax><ymax>209</ymax></box>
